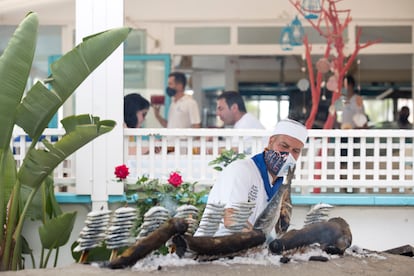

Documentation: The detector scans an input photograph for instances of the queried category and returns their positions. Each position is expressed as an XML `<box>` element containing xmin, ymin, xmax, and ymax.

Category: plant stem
<box><xmin>3</xmin><ymin>182</ymin><xmax>21</xmax><ymax>270</ymax></box>
<box><xmin>11</xmin><ymin>185</ymin><xmax>40</xmax><ymax>269</ymax></box>
<box><xmin>0</xmin><ymin>150</ymin><xmax>6</xmax><ymax>250</ymax></box>
<box><xmin>29</xmin><ymin>252</ymin><xmax>36</xmax><ymax>269</ymax></box>
<box><xmin>53</xmin><ymin>247</ymin><xmax>59</xmax><ymax>267</ymax></box>
<box><xmin>42</xmin><ymin>246</ymin><xmax>54</xmax><ymax>268</ymax></box>
<box><xmin>39</xmin><ymin>247</ymin><xmax>45</xmax><ymax>268</ymax></box>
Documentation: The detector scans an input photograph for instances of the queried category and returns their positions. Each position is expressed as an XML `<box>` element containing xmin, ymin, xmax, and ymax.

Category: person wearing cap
<box><xmin>195</xmin><ymin>118</ymin><xmax>308</xmax><ymax>238</ymax></box>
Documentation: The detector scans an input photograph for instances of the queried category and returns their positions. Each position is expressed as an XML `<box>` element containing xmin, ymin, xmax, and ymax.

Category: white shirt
<box><xmin>234</xmin><ymin>113</ymin><xmax>265</xmax><ymax>129</ymax></box>
<box><xmin>341</xmin><ymin>94</ymin><xmax>365</xmax><ymax>129</ymax></box>
<box><xmin>167</xmin><ymin>95</ymin><xmax>201</xmax><ymax>128</ymax></box>
<box><xmin>233</xmin><ymin>113</ymin><xmax>265</xmax><ymax>153</ymax></box>
<box><xmin>195</xmin><ymin>158</ymin><xmax>271</xmax><ymax>236</ymax></box>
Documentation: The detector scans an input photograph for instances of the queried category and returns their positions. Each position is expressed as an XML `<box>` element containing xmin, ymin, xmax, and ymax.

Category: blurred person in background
<box><xmin>124</xmin><ymin>93</ymin><xmax>150</xmax><ymax>128</ymax></box>
<box><xmin>153</xmin><ymin>71</ymin><xmax>201</xmax><ymax>128</ymax></box>
<box><xmin>340</xmin><ymin>74</ymin><xmax>367</xmax><ymax>129</ymax></box>
<box><xmin>216</xmin><ymin>91</ymin><xmax>264</xmax><ymax>130</ymax></box>
<box><xmin>397</xmin><ymin>106</ymin><xmax>412</xmax><ymax>129</ymax></box>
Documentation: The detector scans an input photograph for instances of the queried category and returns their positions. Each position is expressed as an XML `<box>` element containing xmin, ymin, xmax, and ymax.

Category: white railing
<box><xmin>124</xmin><ymin>128</ymin><xmax>414</xmax><ymax>194</ymax></box>
<box><xmin>11</xmin><ymin>128</ymin><xmax>414</xmax><ymax>195</ymax></box>
<box><xmin>300</xmin><ymin>129</ymin><xmax>414</xmax><ymax>194</ymax></box>
<box><xmin>12</xmin><ymin>127</ymin><xmax>75</xmax><ymax>191</ymax></box>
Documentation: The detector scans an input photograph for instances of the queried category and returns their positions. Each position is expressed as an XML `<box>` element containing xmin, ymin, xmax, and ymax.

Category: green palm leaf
<box><xmin>0</xmin><ymin>11</ymin><xmax>131</xmax><ymax>269</ymax></box>
<box><xmin>16</xmin><ymin>27</ymin><xmax>130</xmax><ymax>141</ymax></box>
<box><xmin>0</xmin><ymin>12</ymin><xmax>37</xmax><ymax>149</ymax></box>
<box><xmin>18</xmin><ymin>115</ymin><xmax>115</xmax><ymax>188</ymax></box>
<box><xmin>39</xmin><ymin>212</ymin><xmax>77</xmax><ymax>249</ymax></box>
<box><xmin>0</xmin><ymin>148</ymin><xmax>18</xmax><ymax>226</ymax></box>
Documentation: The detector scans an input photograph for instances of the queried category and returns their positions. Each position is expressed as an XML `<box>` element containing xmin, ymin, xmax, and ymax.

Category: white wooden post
<box><xmin>75</xmin><ymin>0</ymin><xmax>124</xmax><ymax>210</ymax></box>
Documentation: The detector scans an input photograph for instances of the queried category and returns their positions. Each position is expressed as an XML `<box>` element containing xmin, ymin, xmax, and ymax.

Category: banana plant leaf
<box><xmin>15</xmin><ymin>27</ymin><xmax>131</xmax><ymax>142</ymax></box>
<box><xmin>0</xmin><ymin>12</ymin><xmax>37</xmax><ymax>149</ymax></box>
<box><xmin>18</xmin><ymin>115</ymin><xmax>115</xmax><ymax>188</ymax></box>
<box><xmin>0</xmin><ymin>148</ymin><xmax>18</xmax><ymax>228</ymax></box>
<box><xmin>39</xmin><ymin>211</ymin><xmax>77</xmax><ymax>249</ymax></box>
<box><xmin>20</xmin><ymin>175</ymin><xmax>61</xmax><ymax>222</ymax></box>
<box><xmin>0</xmin><ymin>11</ymin><xmax>131</xmax><ymax>270</ymax></box>
<box><xmin>43</xmin><ymin>174</ymin><xmax>63</xmax><ymax>218</ymax></box>
<box><xmin>20</xmin><ymin>184</ymin><xmax>43</xmax><ymax>221</ymax></box>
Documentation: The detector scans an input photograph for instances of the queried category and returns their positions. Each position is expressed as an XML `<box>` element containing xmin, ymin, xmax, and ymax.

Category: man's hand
<box><xmin>152</xmin><ymin>104</ymin><xmax>161</xmax><ymax>116</ymax></box>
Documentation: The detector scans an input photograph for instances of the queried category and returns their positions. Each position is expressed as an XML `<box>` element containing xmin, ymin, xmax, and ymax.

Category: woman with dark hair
<box><xmin>124</xmin><ymin>93</ymin><xmax>150</xmax><ymax>128</ymax></box>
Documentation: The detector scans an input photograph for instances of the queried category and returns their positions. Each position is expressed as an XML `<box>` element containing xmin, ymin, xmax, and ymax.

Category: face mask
<box><xmin>341</xmin><ymin>87</ymin><xmax>348</xmax><ymax>96</ymax></box>
<box><xmin>166</xmin><ymin>87</ymin><xmax>176</xmax><ymax>97</ymax></box>
<box><xmin>264</xmin><ymin>149</ymin><xmax>296</xmax><ymax>177</ymax></box>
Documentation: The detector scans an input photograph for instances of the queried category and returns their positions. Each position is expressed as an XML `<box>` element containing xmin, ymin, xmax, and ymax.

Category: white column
<box><xmin>75</xmin><ymin>0</ymin><xmax>124</xmax><ymax>210</ymax></box>
<box><xmin>225</xmin><ymin>56</ymin><xmax>237</xmax><ymax>91</ymax></box>
<box><xmin>411</xmin><ymin>24</ymin><xmax>414</xmax><ymax>127</ymax></box>
<box><xmin>61</xmin><ymin>24</ymin><xmax>75</xmax><ymax>121</ymax></box>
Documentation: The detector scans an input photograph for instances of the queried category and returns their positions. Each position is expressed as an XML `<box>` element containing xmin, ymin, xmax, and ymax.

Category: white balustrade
<box><xmin>11</xmin><ymin>128</ymin><xmax>414</xmax><ymax>195</ymax></box>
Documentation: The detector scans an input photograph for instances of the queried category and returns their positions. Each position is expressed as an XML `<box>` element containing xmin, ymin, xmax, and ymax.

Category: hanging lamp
<box><xmin>290</xmin><ymin>16</ymin><xmax>304</xmax><ymax>46</ymax></box>
<box><xmin>280</xmin><ymin>25</ymin><xmax>293</xmax><ymax>50</ymax></box>
<box><xmin>301</xmin><ymin>0</ymin><xmax>321</xmax><ymax>19</ymax></box>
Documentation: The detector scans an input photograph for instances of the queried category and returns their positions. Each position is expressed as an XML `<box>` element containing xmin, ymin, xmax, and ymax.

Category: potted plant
<box><xmin>0</xmin><ymin>12</ymin><xmax>130</xmax><ymax>270</ymax></box>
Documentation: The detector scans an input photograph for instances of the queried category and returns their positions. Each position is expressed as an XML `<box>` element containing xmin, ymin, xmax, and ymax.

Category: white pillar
<box><xmin>75</xmin><ymin>0</ymin><xmax>124</xmax><ymax>210</ymax></box>
<box><xmin>412</xmin><ymin>54</ymin><xmax>414</xmax><ymax>128</ymax></box>
<box><xmin>225</xmin><ymin>56</ymin><xmax>237</xmax><ymax>91</ymax></box>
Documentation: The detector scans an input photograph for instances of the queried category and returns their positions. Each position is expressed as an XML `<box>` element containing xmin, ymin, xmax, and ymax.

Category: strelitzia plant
<box><xmin>0</xmin><ymin>12</ymin><xmax>130</xmax><ymax>270</ymax></box>
<box><xmin>208</xmin><ymin>149</ymin><xmax>246</xmax><ymax>171</ymax></box>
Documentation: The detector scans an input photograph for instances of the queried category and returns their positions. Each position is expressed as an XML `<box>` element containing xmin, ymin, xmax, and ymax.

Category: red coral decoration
<box><xmin>289</xmin><ymin>0</ymin><xmax>379</xmax><ymax>129</ymax></box>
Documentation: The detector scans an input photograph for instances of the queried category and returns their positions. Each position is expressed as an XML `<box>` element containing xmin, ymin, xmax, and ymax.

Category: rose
<box><xmin>168</xmin><ymin>171</ymin><xmax>183</xmax><ymax>187</ymax></box>
<box><xmin>114</xmin><ymin>164</ymin><xmax>129</xmax><ymax>180</ymax></box>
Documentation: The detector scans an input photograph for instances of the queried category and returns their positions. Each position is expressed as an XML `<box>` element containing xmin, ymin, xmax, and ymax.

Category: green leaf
<box><xmin>21</xmin><ymin>236</ymin><xmax>33</xmax><ymax>255</ymax></box>
<box><xmin>0</xmin><ymin>12</ymin><xmax>130</xmax><ymax>270</ymax></box>
<box><xmin>21</xmin><ymin>175</ymin><xmax>61</xmax><ymax>222</ymax></box>
<box><xmin>0</xmin><ymin>148</ymin><xmax>17</xmax><ymax>215</ymax></box>
<box><xmin>0</xmin><ymin>12</ymin><xmax>37</xmax><ymax>149</ymax></box>
<box><xmin>16</xmin><ymin>27</ymin><xmax>131</xmax><ymax>140</ymax></box>
<box><xmin>39</xmin><ymin>212</ymin><xmax>77</xmax><ymax>249</ymax></box>
<box><xmin>44</xmin><ymin>175</ymin><xmax>63</xmax><ymax>218</ymax></box>
<box><xmin>20</xmin><ymin>185</ymin><xmax>43</xmax><ymax>221</ymax></box>
<box><xmin>18</xmin><ymin>115</ymin><xmax>115</xmax><ymax>188</ymax></box>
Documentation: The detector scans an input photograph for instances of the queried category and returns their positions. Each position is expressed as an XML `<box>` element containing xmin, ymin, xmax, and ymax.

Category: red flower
<box><xmin>168</xmin><ymin>172</ymin><xmax>183</xmax><ymax>187</ymax></box>
<box><xmin>114</xmin><ymin>164</ymin><xmax>129</xmax><ymax>180</ymax></box>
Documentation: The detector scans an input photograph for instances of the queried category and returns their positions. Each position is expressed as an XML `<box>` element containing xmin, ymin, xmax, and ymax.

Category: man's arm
<box><xmin>153</xmin><ymin>105</ymin><xmax>168</xmax><ymax>127</ymax></box>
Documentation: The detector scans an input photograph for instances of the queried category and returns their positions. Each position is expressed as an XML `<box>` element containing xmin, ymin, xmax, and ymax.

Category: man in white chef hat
<box><xmin>195</xmin><ymin>118</ymin><xmax>308</xmax><ymax>238</ymax></box>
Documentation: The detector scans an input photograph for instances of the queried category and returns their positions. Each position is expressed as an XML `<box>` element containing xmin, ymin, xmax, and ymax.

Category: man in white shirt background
<box><xmin>216</xmin><ymin>91</ymin><xmax>265</xmax><ymax>153</ymax></box>
<box><xmin>216</xmin><ymin>91</ymin><xmax>264</xmax><ymax>130</ymax></box>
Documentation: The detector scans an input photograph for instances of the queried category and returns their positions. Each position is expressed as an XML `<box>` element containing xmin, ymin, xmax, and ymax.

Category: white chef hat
<box><xmin>272</xmin><ymin>119</ymin><xmax>308</xmax><ymax>145</ymax></box>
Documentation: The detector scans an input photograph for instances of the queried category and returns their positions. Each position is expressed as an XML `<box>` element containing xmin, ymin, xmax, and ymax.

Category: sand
<box><xmin>2</xmin><ymin>251</ymin><xmax>413</xmax><ymax>276</ymax></box>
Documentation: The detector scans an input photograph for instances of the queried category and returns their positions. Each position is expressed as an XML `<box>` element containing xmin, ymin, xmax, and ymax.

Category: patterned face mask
<box><xmin>264</xmin><ymin>149</ymin><xmax>296</xmax><ymax>177</ymax></box>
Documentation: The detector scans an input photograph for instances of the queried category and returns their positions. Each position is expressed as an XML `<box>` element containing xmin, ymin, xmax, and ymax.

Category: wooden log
<box><xmin>383</xmin><ymin>244</ymin><xmax>414</xmax><ymax>257</ymax></box>
<box><xmin>173</xmin><ymin>230</ymin><xmax>266</xmax><ymax>260</ymax></box>
<box><xmin>269</xmin><ymin>217</ymin><xmax>352</xmax><ymax>255</ymax></box>
<box><xmin>103</xmin><ymin>217</ymin><xmax>188</xmax><ymax>269</ymax></box>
